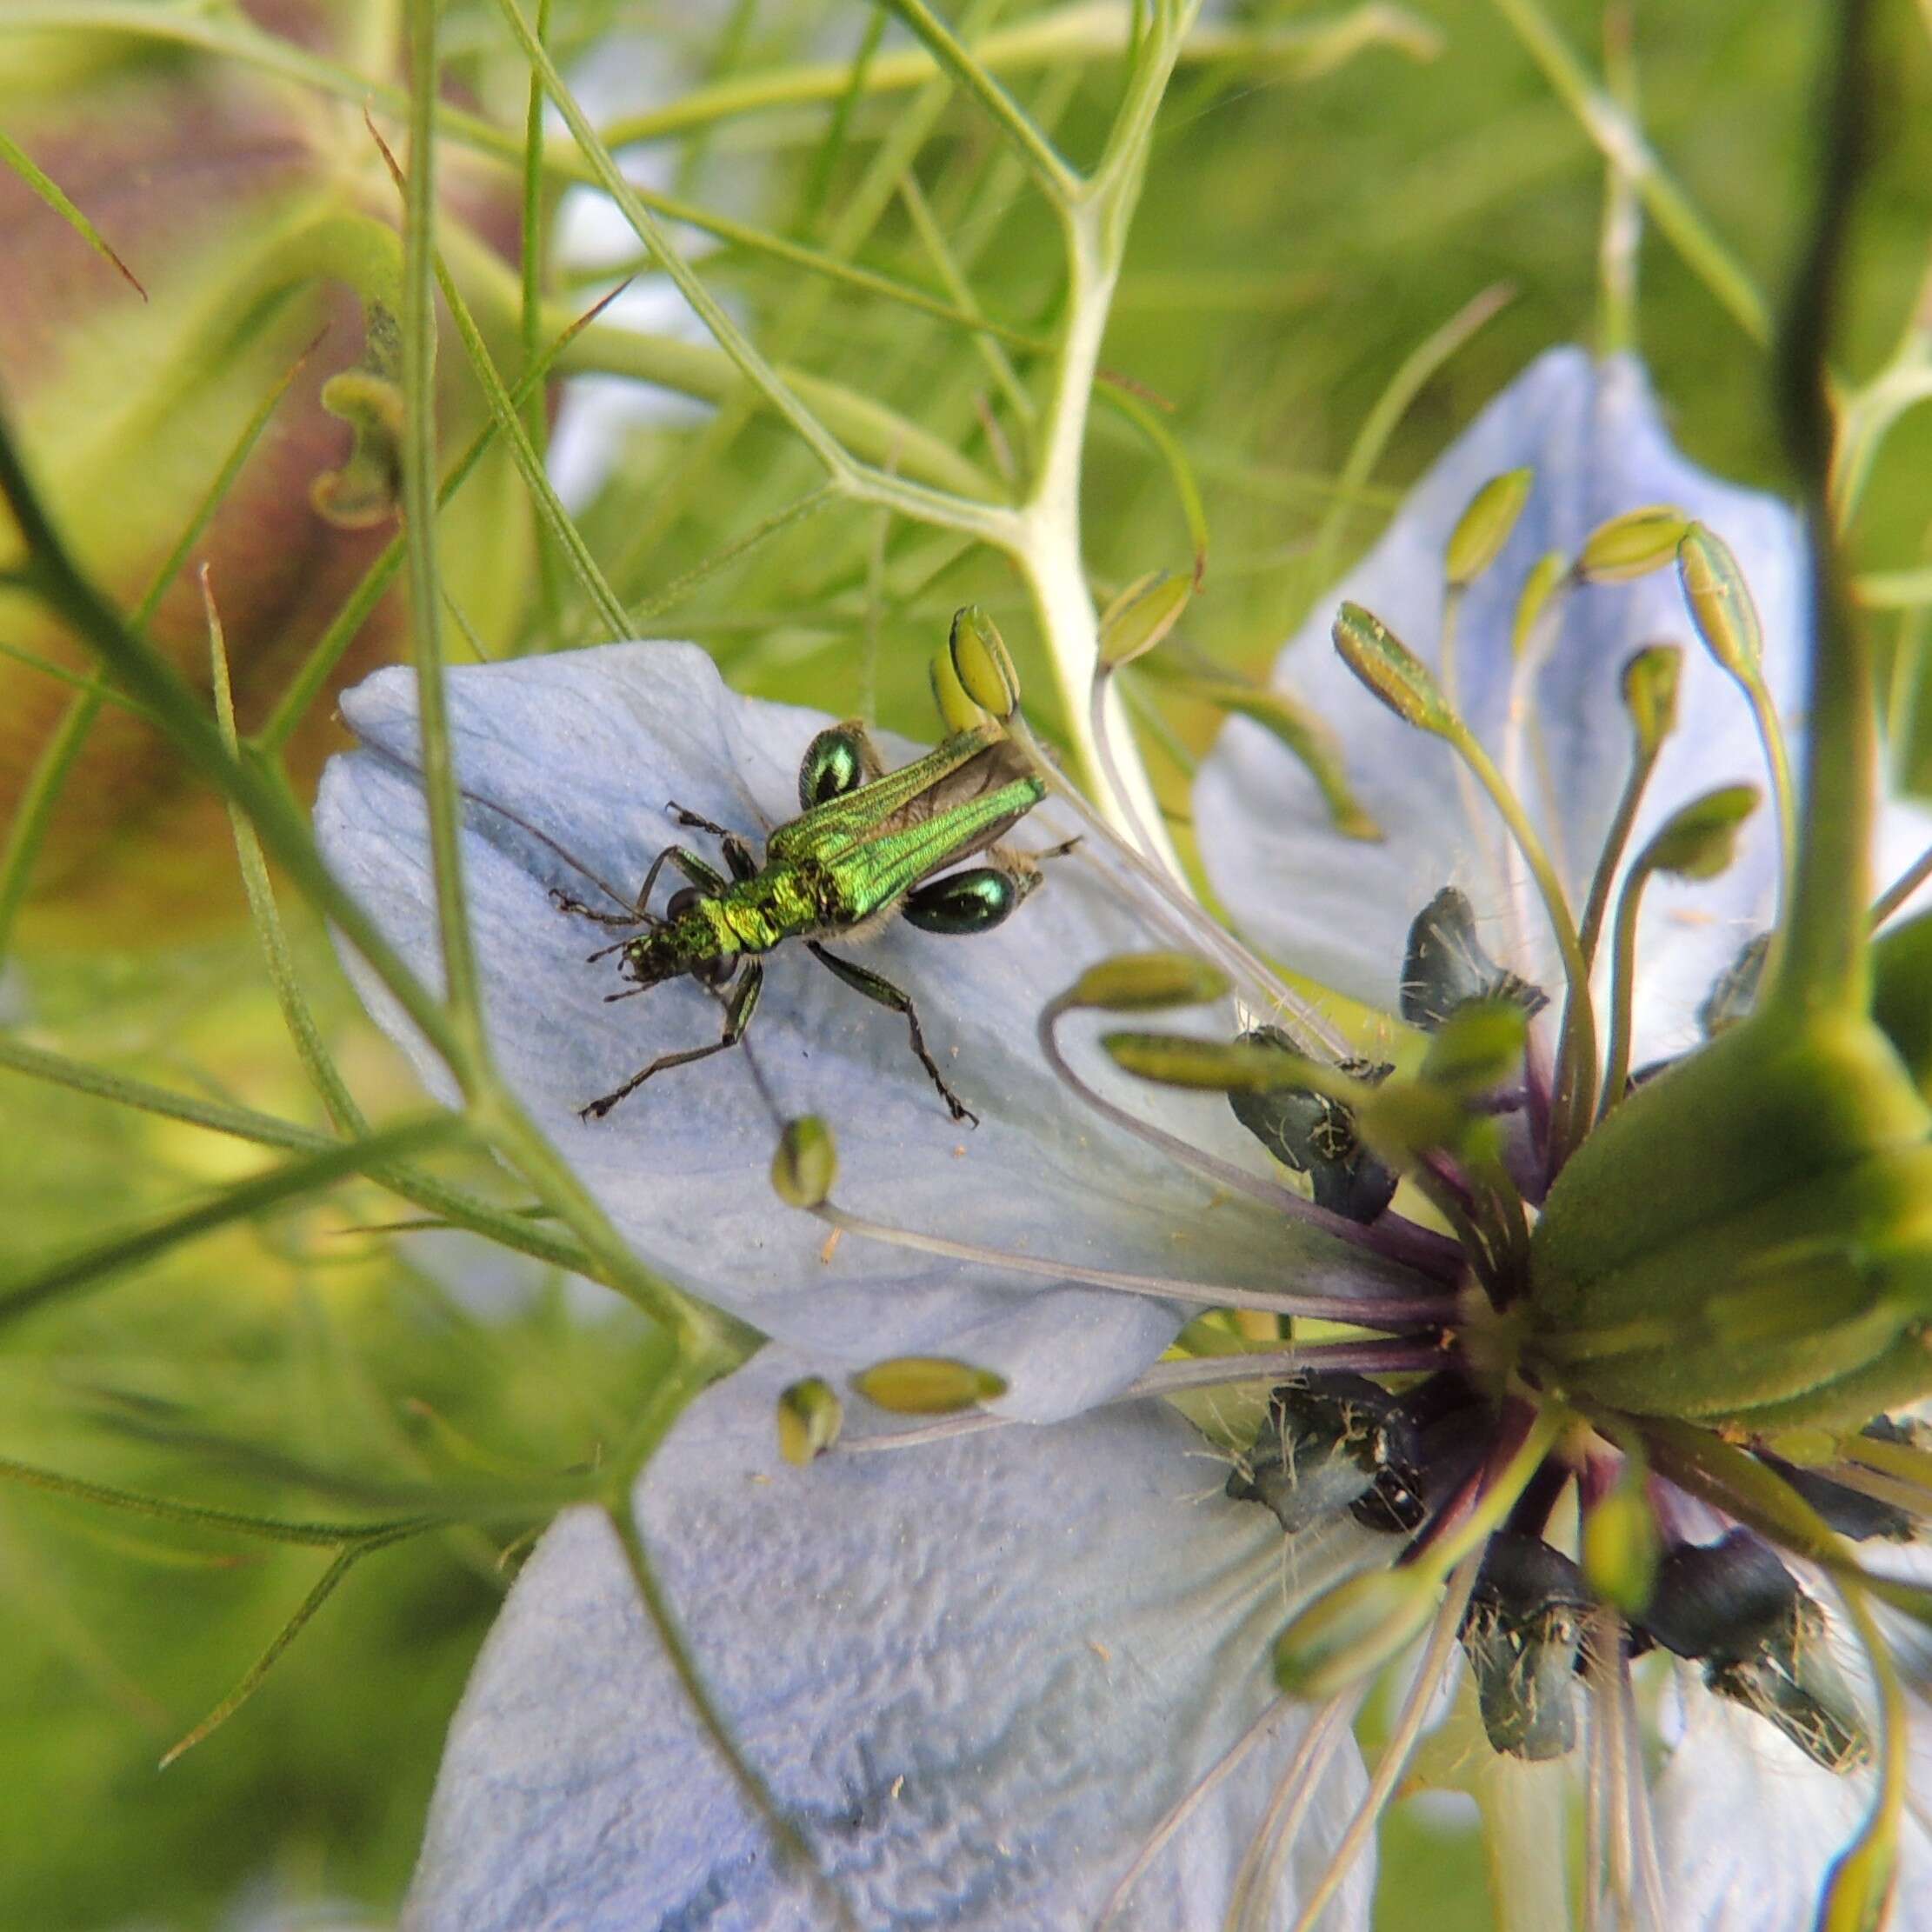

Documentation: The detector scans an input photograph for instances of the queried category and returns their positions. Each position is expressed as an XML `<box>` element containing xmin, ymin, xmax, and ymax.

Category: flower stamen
<box><xmin>1037</xmin><ymin>987</ymin><xmax>1464</xmax><ymax>1276</ymax></box>
<box><xmin>809</xmin><ymin>1191</ymin><xmax>1458</xmax><ymax>1327</ymax></box>
<box><xmin>1872</xmin><ymin>842</ymin><xmax>1932</xmax><ymax>928</ymax></box>
<box><xmin>1286</xmin><ymin>1554</ymin><xmax>1482</xmax><ymax>1932</ymax></box>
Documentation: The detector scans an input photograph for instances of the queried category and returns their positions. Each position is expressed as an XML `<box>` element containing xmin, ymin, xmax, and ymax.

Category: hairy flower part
<box><xmin>0</xmin><ymin>0</ymin><xmax>529</xmax><ymax>938</ymax></box>
<box><xmin>316</xmin><ymin>348</ymin><xmax>1932</xmax><ymax>1927</ymax></box>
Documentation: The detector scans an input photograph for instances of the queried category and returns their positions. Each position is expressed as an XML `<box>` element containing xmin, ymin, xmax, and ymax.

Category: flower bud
<box><xmin>1445</xmin><ymin>468</ymin><xmax>1533</xmax><ymax>588</ymax></box>
<box><xmin>1676</xmin><ymin>522</ymin><xmax>1763</xmax><ymax>679</ymax></box>
<box><xmin>849</xmin><ymin>1356</ymin><xmax>1007</xmax><ymax>1414</ymax></box>
<box><xmin>1064</xmin><ymin>951</ymin><xmax>1229</xmax><ymax>1012</ymax></box>
<box><xmin>1638</xmin><ymin>783</ymin><xmax>1758</xmax><ymax>882</ymax></box>
<box><xmin>948</xmin><ymin>605</ymin><xmax>1022</xmax><ymax>718</ymax></box>
<box><xmin>1510</xmin><ymin>550</ymin><xmax>1569</xmax><ymax>657</ymax></box>
<box><xmin>1620</xmin><ymin>644</ymin><xmax>1682</xmax><ymax>760</ymax></box>
<box><xmin>1331</xmin><ymin>603</ymin><xmax>1456</xmax><ymax>735</ymax></box>
<box><xmin>1102</xmin><ymin>1030</ymin><xmax>1350</xmax><ymax>1099</ymax></box>
<box><xmin>776</xmin><ymin>1377</ymin><xmax>843</xmax><ymax>1465</ymax></box>
<box><xmin>771</xmin><ymin>1116</ymin><xmax>838</xmax><ymax>1209</ymax></box>
<box><xmin>1576</xmin><ymin>504</ymin><xmax>1689</xmax><ymax>583</ymax></box>
<box><xmin>1097</xmin><ymin>570</ymin><xmax>1190</xmax><ymax>668</ymax></box>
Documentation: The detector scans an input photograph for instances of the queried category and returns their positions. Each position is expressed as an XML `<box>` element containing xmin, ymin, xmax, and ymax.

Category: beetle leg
<box><xmin>808</xmin><ymin>943</ymin><xmax>977</xmax><ymax>1126</ymax></box>
<box><xmin>666</xmin><ymin>801</ymin><xmax>759</xmax><ymax>882</ymax></box>
<box><xmin>579</xmin><ymin>963</ymin><xmax>764</xmax><ymax>1120</ymax></box>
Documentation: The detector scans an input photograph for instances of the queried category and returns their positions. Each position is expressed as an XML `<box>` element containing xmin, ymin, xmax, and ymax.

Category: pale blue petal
<box><xmin>1650</xmin><ymin>1676</ymin><xmax>1932</xmax><ymax>1930</ymax></box>
<box><xmin>316</xmin><ymin>645</ymin><xmax>1422</xmax><ymax>1422</ymax></box>
<box><xmin>1196</xmin><ymin>348</ymin><xmax>1809</xmax><ymax>1064</ymax></box>
<box><xmin>406</xmin><ymin>1351</ymin><xmax>1374</xmax><ymax>1932</ymax></box>
<box><xmin>1878</xmin><ymin>794</ymin><xmax>1932</xmax><ymax>929</ymax></box>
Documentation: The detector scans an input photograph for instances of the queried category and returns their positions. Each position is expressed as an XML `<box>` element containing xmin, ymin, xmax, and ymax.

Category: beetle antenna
<box><xmin>453</xmin><ymin>782</ymin><xmax>645</xmax><ymax>919</ymax></box>
<box><xmin>363</xmin><ymin>738</ymin><xmax>652</xmax><ymax>921</ymax></box>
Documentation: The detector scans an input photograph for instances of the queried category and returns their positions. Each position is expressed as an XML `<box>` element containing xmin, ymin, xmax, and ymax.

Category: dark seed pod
<box><xmin>1225</xmin><ymin>1370</ymin><xmax>1416</xmax><ymax>1536</ymax></box>
<box><xmin>1352</xmin><ymin>1397</ymin><xmax>1489</xmax><ymax>1536</ymax></box>
<box><xmin>1460</xmin><ymin>1534</ymin><xmax>1592</xmax><ymax>1760</ymax></box>
<box><xmin>1226</xmin><ymin>1029</ymin><xmax>1400</xmax><ymax>1224</ymax></box>
<box><xmin>1401</xmin><ymin>887</ymin><xmax>1549</xmax><ymax>1031</ymax></box>
<box><xmin>1641</xmin><ymin>1530</ymin><xmax>1869</xmax><ymax>1772</ymax></box>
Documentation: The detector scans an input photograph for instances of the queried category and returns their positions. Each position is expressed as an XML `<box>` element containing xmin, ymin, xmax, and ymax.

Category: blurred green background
<box><xmin>0</xmin><ymin>1</ymin><xmax>1926</xmax><ymax>1924</ymax></box>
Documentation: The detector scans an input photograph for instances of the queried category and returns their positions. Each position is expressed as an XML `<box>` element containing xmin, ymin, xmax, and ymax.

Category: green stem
<box><xmin>595</xmin><ymin>3</ymin><xmax>1439</xmax><ymax>150</ymax></box>
<box><xmin>255</xmin><ymin>275</ymin><xmax>637</xmax><ymax>754</ymax></box>
<box><xmin>1742</xmin><ymin>675</ymin><xmax>1798</xmax><ymax>921</ymax></box>
<box><xmin>0</xmin><ymin>1035</ymin><xmax>600</xmax><ymax>1279</ymax></box>
<box><xmin>1576</xmin><ymin>743</ymin><xmax>1657</xmax><ymax>971</ymax></box>
<box><xmin>520</xmin><ymin>0</ymin><xmax>564</xmax><ymax>643</ymax></box>
<box><xmin>0</xmin><ymin>1112</ymin><xmax>464</xmax><ymax>1331</ymax></box>
<box><xmin>207</xmin><ymin>572</ymin><xmax>368</xmax><ymax>1136</ymax></box>
<box><xmin>1450</xmin><ymin>725</ymin><xmax>1598</xmax><ymax>1155</ymax></box>
<box><xmin>401</xmin><ymin>0</ymin><xmax>482</xmax><ymax>1051</ymax></box>
<box><xmin>1768</xmin><ymin>0</ymin><xmax>1877</xmax><ymax>1019</ymax></box>
<box><xmin>1596</xmin><ymin>854</ymin><xmax>1653</xmax><ymax>1117</ymax></box>
<box><xmin>881</xmin><ymin>0</ymin><xmax>1083</xmax><ymax>204</ymax></box>
<box><xmin>1485</xmin><ymin>0</ymin><xmax>1767</xmax><ymax>343</ymax></box>
<box><xmin>434</xmin><ymin>252</ymin><xmax>630</xmax><ymax>638</ymax></box>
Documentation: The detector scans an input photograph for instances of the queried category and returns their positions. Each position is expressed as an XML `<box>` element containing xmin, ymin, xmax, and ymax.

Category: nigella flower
<box><xmin>316</xmin><ymin>348</ymin><xmax>1932</xmax><ymax>1929</ymax></box>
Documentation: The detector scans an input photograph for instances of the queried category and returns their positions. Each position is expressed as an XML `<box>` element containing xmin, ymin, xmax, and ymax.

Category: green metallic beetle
<box><xmin>556</xmin><ymin>701</ymin><xmax>1060</xmax><ymax>1125</ymax></box>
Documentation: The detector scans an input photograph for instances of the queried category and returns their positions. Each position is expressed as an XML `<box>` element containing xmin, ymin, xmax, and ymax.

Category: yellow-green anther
<box><xmin>850</xmin><ymin>1356</ymin><xmax>1007</xmax><ymax>1414</ymax></box>
<box><xmin>1577</xmin><ymin>504</ymin><xmax>1691</xmax><ymax>583</ymax></box>
<box><xmin>1596</xmin><ymin>787</ymin><xmax>1762</xmax><ymax>1115</ymax></box>
<box><xmin>1676</xmin><ymin>523</ymin><xmax>1794</xmax><ymax>922</ymax></box>
<box><xmin>1272</xmin><ymin>1567</ymin><xmax>1439</xmax><ymax>1699</ymax></box>
<box><xmin>771</xmin><ymin>1116</ymin><xmax>838</xmax><ymax>1209</ymax></box>
<box><xmin>929</xmin><ymin>643</ymin><xmax>991</xmax><ymax>736</ymax></box>
<box><xmin>1676</xmin><ymin>523</ymin><xmax>1764</xmax><ymax>678</ymax></box>
<box><xmin>949</xmin><ymin>604</ymin><xmax>1021</xmax><ymax>719</ymax></box>
<box><xmin>1512</xmin><ymin>550</ymin><xmax>1569</xmax><ymax>657</ymax></box>
<box><xmin>1581</xmin><ymin>1470</ymin><xmax>1659</xmax><ymax>1616</ymax></box>
<box><xmin>1098</xmin><ymin>570</ymin><xmax>1191</xmax><ymax>668</ymax></box>
<box><xmin>776</xmin><ymin>1377</ymin><xmax>843</xmax><ymax>1465</ymax></box>
<box><xmin>1621</xmin><ymin>644</ymin><xmax>1682</xmax><ymax>761</ymax></box>
<box><xmin>1102</xmin><ymin>1031</ymin><xmax>1355</xmax><ymax>1099</ymax></box>
<box><xmin>1446</xmin><ymin>468</ymin><xmax>1534</xmax><ymax>588</ymax></box>
<box><xmin>1066</xmin><ymin>951</ymin><xmax>1229</xmax><ymax>1013</ymax></box>
<box><xmin>1420</xmin><ymin>997</ymin><xmax>1528</xmax><ymax>1094</ymax></box>
<box><xmin>1641</xmin><ymin>783</ymin><xmax>1760</xmax><ymax>882</ymax></box>
<box><xmin>1331</xmin><ymin>603</ymin><xmax>1456</xmax><ymax>736</ymax></box>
